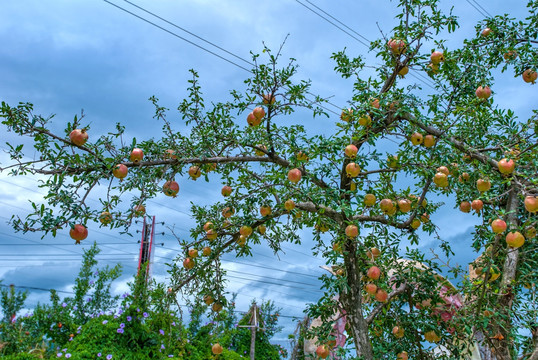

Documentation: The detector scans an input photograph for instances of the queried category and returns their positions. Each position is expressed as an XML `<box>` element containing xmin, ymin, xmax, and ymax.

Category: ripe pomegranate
<box><xmin>206</xmin><ymin>229</ymin><xmax>218</xmax><ymax>240</ymax></box>
<box><xmin>398</xmin><ymin>199</ymin><xmax>411</xmax><ymax>213</ymax></box>
<box><xmin>398</xmin><ymin>66</ymin><xmax>409</xmax><ymax>76</ymax></box>
<box><xmin>188</xmin><ymin>248</ymin><xmax>198</xmax><ymax>258</ymax></box>
<box><xmin>364</xmin><ymin>193</ymin><xmax>376</xmax><ymax>206</ymax></box>
<box><xmin>212</xmin><ymin>343</ymin><xmax>223</xmax><ymax>355</ymax></box>
<box><xmin>221</xmin><ymin>185</ymin><xmax>232</xmax><ymax>197</ymax></box>
<box><xmin>246</xmin><ymin>112</ymin><xmax>261</xmax><ymax>126</ymax></box>
<box><xmin>410</xmin><ymin>132</ymin><xmax>423</xmax><ymax>145</ymax></box>
<box><xmin>387</xmin><ymin>39</ymin><xmax>406</xmax><ymax>55</ymax></box>
<box><xmin>411</xmin><ymin>218</ymin><xmax>421</xmax><ymax>230</ymax></box>
<box><xmin>358</xmin><ymin>114</ymin><xmax>372</xmax><ymax>126</ymax></box>
<box><xmin>288</xmin><ymin>168</ymin><xmax>302</xmax><ymax>183</ymax></box>
<box><xmin>236</xmin><ymin>235</ymin><xmax>247</xmax><ymax>247</ymax></box>
<box><xmin>257</xmin><ymin>224</ymin><xmax>267</xmax><ymax>235</ymax></box>
<box><xmin>423</xmin><ymin>134</ymin><xmax>436</xmax><ymax>147</ymax></box>
<box><xmin>163</xmin><ymin>180</ymin><xmax>179</xmax><ymax>197</ymax></box>
<box><xmin>239</xmin><ymin>225</ymin><xmax>252</xmax><ymax>237</ymax></box>
<box><xmin>387</xmin><ymin>155</ymin><xmax>399</xmax><ymax>169</ymax></box>
<box><xmin>471</xmin><ymin>199</ymin><xmax>483</xmax><ymax>212</ymax></box>
<box><xmin>164</xmin><ymin>149</ymin><xmax>177</xmax><ymax>159</ymax></box>
<box><xmin>99</xmin><ymin>211</ymin><xmax>112</xmax><ymax>225</ymax></box>
<box><xmin>481</xmin><ymin>28</ymin><xmax>492</xmax><ymax>36</ymax></box>
<box><xmin>505</xmin><ymin>231</ymin><xmax>525</xmax><ymax>248</ymax></box>
<box><xmin>475</xmin><ymin>86</ymin><xmax>491</xmax><ymax>99</ymax></box>
<box><xmin>367</xmin><ymin>266</ymin><xmax>381</xmax><ymax>280</ymax></box>
<box><xmin>524</xmin><ymin>196</ymin><xmax>538</xmax><ymax>212</ymax></box>
<box><xmin>366</xmin><ymin>247</ymin><xmax>381</xmax><ymax>260</ymax></box>
<box><xmin>476</xmin><ymin>179</ymin><xmax>491</xmax><ymax>192</ymax></box>
<box><xmin>188</xmin><ymin>166</ymin><xmax>202</xmax><ymax>180</ymax></box>
<box><xmin>133</xmin><ymin>205</ymin><xmax>146</xmax><ymax>217</ymax></box>
<box><xmin>70</xmin><ymin>224</ymin><xmax>88</xmax><ymax>243</ymax></box>
<box><xmin>392</xmin><ymin>326</ymin><xmax>404</xmax><ymax>338</ymax></box>
<box><xmin>491</xmin><ymin>219</ymin><xmax>507</xmax><ymax>234</ymax></box>
<box><xmin>345</xmin><ymin>224</ymin><xmax>359</xmax><ymax>238</ymax></box>
<box><xmin>459</xmin><ymin>172</ymin><xmax>470</xmax><ymax>182</ymax></box>
<box><xmin>370</xmin><ymin>98</ymin><xmax>380</xmax><ymax>109</ymax></box>
<box><xmin>129</xmin><ymin>148</ymin><xmax>144</xmax><ymax>163</ymax></box>
<box><xmin>430</xmin><ymin>51</ymin><xmax>445</xmax><ymax>64</ymax></box>
<box><xmin>379</xmin><ymin>199</ymin><xmax>394</xmax><ymax>214</ymax></box>
<box><xmin>222</xmin><ymin>207</ymin><xmax>235</xmax><ymax>218</ymax></box>
<box><xmin>375</xmin><ymin>289</ymin><xmax>388</xmax><ymax>302</ymax></box>
<box><xmin>212</xmin><ymin>302</ymin><xmax>223</xmax><ymax>312</ymax></box>
<box><xmin>183</xmin><ymin>258</ymin><xmax>195</xmax><ymax>270</ymax></box>
<box><xmin>346</xmin><ymin>162</ymin><xmax>361</xmax><ymax>177</ymax></box>
<box><xmin>262</xmin><ymin>93</ymin><xmax>276</xmax><ymax>105</ymax></box>
<box><xmin>433</xmin><ymin>172</ymin><xmax>449</xmax><ymax>188</ymax></box>
<box><xmin>345</xmin><ymin>144</ymin><xmax>358</xmax><ymax>158</ymax></box>
<box><xmin>316</xmin><ymin>345</ymin><xmax>330</xmax><ymax>359</ymax></box>
<box><xmin>365</xmin><ymin>283</ymin><xmax>377</xmax><ymax>295</ymax></box>
<box><xmin>203</xmin><ymin>222</ymin><xmax>214</xmax><ymax>231</ymax></box>
<box><xmin>202</xmin><ymin>246</ymin><xmax>211</xmax><ymax>256</ymax></box>
<box><xmin>284</xmin><ymin>199</ymin><xmax>295</xmax><ymax>211</ymax></box>
<box><xmin>112</xmin><ymin>164</ymin><xmax>128</xmax><ymax>179</ymax></box>
<box><xmin>437</xmin><ymin>166</ymin><xmax>450</xmax><ymax>175</ymax></box>
<box><xmin>522</xmin><ymin>69</ymin><xmax>537</xmax><ymax>83</ymax></box>
<box><xmin>397</xmin><ymin>351</ymin><xmax>409</xmax><ymax>360</ymax></box>
<box><xmin>69</xmin><ymin>129</ymin><xmax>88</xmax><ymax>147</ymax></box>
<box><xmin>203</xmin><ymin>295</ymin><xmax>214</xmax><ymax>305</ymax></box>
<box><xmin>252</xmin><ymin>106</ymin><xmax>265</xmax><ymax>120</ymax></box>
<box><xmin>260</xmin><ymin>205</ymin><xmax>272</xmax><ymax>217</ymax></box>
<box><xmin>459</xmin><ymin>201</ymin><xmax>471</xmax><ymax>213</ymax></box>
<box><xmin>296</xmin><ymin>151</ymin><xmax>309</xmax><ymax>161</ymax></box>
<box><xmin>340</xmin><ymin>108</ymin><xmax>353</xmax><ymax>122</ymax></box>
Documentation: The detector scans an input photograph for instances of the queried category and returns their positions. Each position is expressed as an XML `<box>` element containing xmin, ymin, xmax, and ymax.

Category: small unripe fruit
<box><xmin>239</xmin><ymin>225</ymin><xmax>253</xmax><ymax>237</ymax></box>
<box><xmin>212</xmin><ymin>343</ymin><xmax>223</xmax><ymax>355</ymax></box>
<box><xmin>340</xmin><ymin>108</ymin><xmax>353</xmax><ymax>122</ymax></box>
<box><xmin>260</xmin><ymin>205</ymin><xmax>272</xmax><ymax>217</ymax></box>
<box><xmin>183</xmin><ymin>258</ymin><xmax>195</xmax><ymax>270</ymax></box>
<box><xmin>392</xmin><ymin>326</ymin><xmax>404</xmax><ymax>338</ymax></box>
<box><xmin>284</xmin><ymin>199</ymin><xmax>296</xmax><ymax>211</ymax></box>
<box><xmin>358</xmin><ymin>114</ymin><xmax>372</xmax><ymax>126</ymax></box>
<box><xmin>188</xmin><ymin>166</ymin><xmax>202</xmax><ymax>179</ymax></box>
<box><xmin>221</xmin><ymin>185</ymin><xmax>232</xmax><ymax>197</ymax></box>
<box><xmin>380</xmin><ymin>199</ymin><xmax>395</xmax><ymax>214</ymax></box>
<box><xmin>188</xmin><ymin>248</ymin><xmax>198</xmax><ymax>258</ymax></box>
<box><xmin>431</xmin><ymin>51</ymin><xmax>445</xmax><ymax>64</ymax></box>
<box><xmin>257</xmin><ymin>225</ymin><xmax>266</xmax><ymax>235</ymax></box>
<box><xmin>398</xmin><ymin>199</ymin><xmax>411</xmax><ymax>213</ymax></box>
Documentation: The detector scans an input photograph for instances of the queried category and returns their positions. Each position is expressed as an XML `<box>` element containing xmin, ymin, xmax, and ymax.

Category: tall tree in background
<box><xmin>1</xmin><ymin>0</ymin><xmax>537</xmax><ymax>358</ymax></box>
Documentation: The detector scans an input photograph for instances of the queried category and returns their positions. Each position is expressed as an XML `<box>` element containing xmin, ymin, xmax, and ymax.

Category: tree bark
<box><xmin>341</xmin><ymin>241</ymin><xmax>374</xmax><ymax>359</ymax></box>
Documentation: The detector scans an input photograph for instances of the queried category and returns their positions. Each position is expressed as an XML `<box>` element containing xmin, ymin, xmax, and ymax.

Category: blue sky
<box><xmin>0</xmin><ymin>0</ymin><xmax>535</xmax><ymax>350</ymax></box>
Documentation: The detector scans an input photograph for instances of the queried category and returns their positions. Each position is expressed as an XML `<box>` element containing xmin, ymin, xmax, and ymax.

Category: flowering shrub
<box><xmin>0</xmin><ymin>244</ymin><xmax>285</xmax><ymax>359</ymax></box>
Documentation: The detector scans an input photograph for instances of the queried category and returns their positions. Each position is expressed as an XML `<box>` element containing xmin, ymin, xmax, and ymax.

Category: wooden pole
<box><xmin>250</xmin><ymin>302</ymin><xmax>257</xmax><ymax>360</ymax></box>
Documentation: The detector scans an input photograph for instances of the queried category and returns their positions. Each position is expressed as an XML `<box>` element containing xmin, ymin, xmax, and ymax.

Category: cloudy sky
<box><xmin>0</xmin><ymin>0</ymin><xmax>535</xmax><ymax>350</ymax></box>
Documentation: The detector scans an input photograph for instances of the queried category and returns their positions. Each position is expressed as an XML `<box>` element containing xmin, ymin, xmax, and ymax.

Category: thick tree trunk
<box><xmin>342</xmin><ymin>241</ymin><xmax>374</xmax><ymax>359</ymax></box>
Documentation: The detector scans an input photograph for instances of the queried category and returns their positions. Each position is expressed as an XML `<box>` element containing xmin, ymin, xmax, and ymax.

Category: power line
<box><xmin>102</xmin><ymin>0</ymin><xmax>341</xmax><ymax>116</ymax></box>
<box><xmin>300</xmin><ymin>0</ymin><xmax>370</xmax><ymax>45</ymax></box>
<box><xmin>464</xmin><ymin>0</ymin><xmax>490</xmax><ymax>18</ymax></box>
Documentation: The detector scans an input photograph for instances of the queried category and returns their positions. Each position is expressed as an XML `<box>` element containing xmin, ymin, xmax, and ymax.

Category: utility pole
<box><xmin>137</xmin><ymin>216</ymin><xmax>156</xmax><ymax>282</ymax></box>
<box><xmin>238</xmin><ymin>302</ymin><xmax>264</xmax><ymax>360</ymax></box>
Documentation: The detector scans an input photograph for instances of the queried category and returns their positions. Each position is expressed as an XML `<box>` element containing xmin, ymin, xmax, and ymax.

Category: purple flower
<box><xmin>102</xmin><ymin>320</ymin><xmax>108</xmax><ymax>325</ymax></box>
<box><xmin>161</xmin><ymin>344</ymin><xmax>165</xmax><ymax>349</ymax></box>
<box><xmin>97</xmin><ymin>353</ymin><xmax>102</xmax><ymax>357</ymax></box>
<box><xmin>68</xmin><ymin>338</ymin><xmax>73</xmax><ymax>342</ymax></box>
<box><xmin>61</xmin><ymin>302</ymin><xmax>67</xmax><ymax>308</ymax></box>
<box><xmin>143</xmin><ymin>312</ymin><xmax>148</xmax><ymax>318</ymax></box>
<box><xmin>57</xmin><ymin>353</ymin><xmax>62</xmax><ymax>357</ymax></box>
<box><xmin>117</xmin><ymin>328</ymin><xmax>124</xmax><ymax>334</ymax></box>
<box><xmin>168</xmin><ymin>356</ymin><xmax>173</xmax><ymax>358</ymax></box>
<box><xmin>94</xmin><ymin>270</ymin><xmax>99</xmax><ymax>276</ymax></box>
<box><xmin>136</xmin><ymin>308</ymin><xmax>140</xmax><ymax>312</ymax></box>
<box><xmin>66</xmin><ymin>354</ymin><xmax>71</xmax><ymax>358</ymax></box>
<box><xmin>89</xmin><ymin>280</ymin><xmax>95</xmax><ymax>285</ymax></box>
<box><xmin>159</xmin><ymin>329</ymin><xmax>164</xmax><ymax>335</ymax></box>
<box><xmin>114</xmin><ymin>315</ymin><xmax>118</xmax><ymax>319</ymax></box>
<box><xmin>122</xmin><ymin>292</ymin><xmax>129</xmax><ymax>298</ymax></box>
<box><xmin>127</xmin><ymin>316</ymin><xmax>132</xmax><ymax>322</ymax></box>
<box><xmin>118</xmin><ymin>309</ymin><xmax>123</xmax><ymax>315</ymax></box>
<box><xmin>120</xmin><ymin>323</ymin><xmax>125</xmax><ymax>328</ymax></box>
<box><xmin>107</xmin><ymin>355</ymin><xmax>112</xmax><ymax>360</ymax></box>
<box><xmin>172</xmin><ymin>321</ymin><xmax>176</xmax><ymax>326</ymax></box>
<box><xmin>73</xmin><ymin>306</ymin><xmax>77</xmax><ymax>311</ymax></box>
<box><xmin>87</xmin><ymin>297</ymin><xmax>92</xmax><ymax>302</ymax></box>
